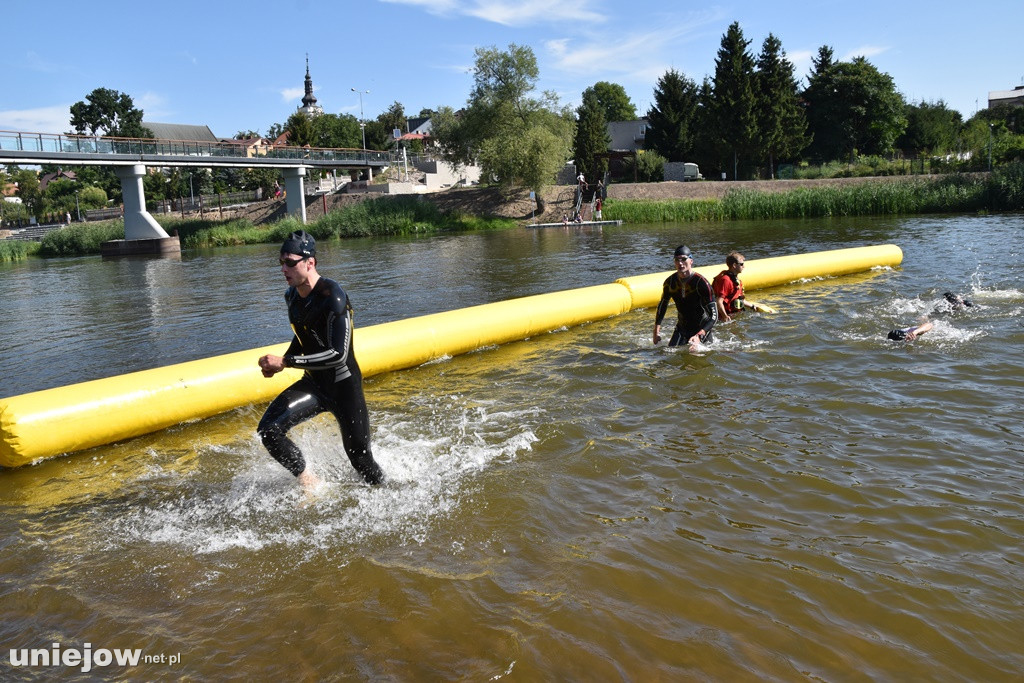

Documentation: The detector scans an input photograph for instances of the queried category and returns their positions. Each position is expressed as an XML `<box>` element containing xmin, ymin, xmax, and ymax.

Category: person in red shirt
<box><xmin>712</xmin><ymin>251</ymin><xmax>748</xmax><ymax>322</ymax></box>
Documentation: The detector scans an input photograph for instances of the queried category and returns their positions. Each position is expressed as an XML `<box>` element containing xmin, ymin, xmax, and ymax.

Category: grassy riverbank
<box><xmin>604</xmin><ymin>163</ymin><xmax>1024</xmax><ymax>222</ymax></box>
<box><xmin>3</xmin><ymin>164</ymin><xmax>1021</xmax><ymax>261</ymax></box>
<box><xmin>0</xmin><ymin>195</ymin><xmax>516</xmax><ymax>261</ymax></box>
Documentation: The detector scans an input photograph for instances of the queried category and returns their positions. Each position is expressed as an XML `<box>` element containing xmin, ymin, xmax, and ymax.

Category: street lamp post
<box><xmin>75</xmin><ymin>189</ymin><xmax>81</xmax><ymax>222</ymax></box>
<box><xmin>988</xmin><ymin>124</ymin><xmax>994</xmax><ymax>172</ymax></box>
<box><xmin>189</xmin><ymin>173</ymin><xmax>195</xmax><ymax>208</ymax></box>
<box><xmin>351</xmin><ymin>87</ymin><xmax>369</xmax><ymax>163</ymax></box>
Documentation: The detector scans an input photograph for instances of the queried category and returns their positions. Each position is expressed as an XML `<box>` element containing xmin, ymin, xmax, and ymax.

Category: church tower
<box><xmin>297</xmin><ymin>55</ymin><xmax>324</xmax><ymax>118</ymax></box>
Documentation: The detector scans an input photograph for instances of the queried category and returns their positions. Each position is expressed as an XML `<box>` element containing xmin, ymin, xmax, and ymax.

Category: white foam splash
<box><xmin>111</xmin><ymin>396</ymin><xmax>538</xmax><ymax>554</ymax></box>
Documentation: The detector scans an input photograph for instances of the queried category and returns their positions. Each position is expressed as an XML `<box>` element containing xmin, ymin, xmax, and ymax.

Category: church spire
<box><xmin>298</xmin><ymin>54</ymin><xmax>323</xmax><ymax>117</ymax></box>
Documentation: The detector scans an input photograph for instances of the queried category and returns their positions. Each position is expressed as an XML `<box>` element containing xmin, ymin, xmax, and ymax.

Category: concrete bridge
<box><xmin>0</xmin><ymin>130</ymin><xmax>402</xmax><ymax>246</ymax></box>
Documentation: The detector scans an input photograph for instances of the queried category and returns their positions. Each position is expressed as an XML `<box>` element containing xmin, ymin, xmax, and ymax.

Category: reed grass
<box><xmin>604</xmin><ymin>166</ymin><xmax>1024</xmax><ymax>223</ymax></box>
<box><xmin>181</xmin><ymin>196</ymin><xmax>515</xmax><ymax>249</ymax></box>
<box><xmin>0</xmin><ymin>239</ymin><xmax>40</xmax><ymax>262</ymax></box>
<box><xmin>37</xmin><ymin>221</ymin><xmax>126</xmax><ymax>257</ymax></box>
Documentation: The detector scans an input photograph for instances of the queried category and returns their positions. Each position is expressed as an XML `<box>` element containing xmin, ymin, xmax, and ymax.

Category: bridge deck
<box><xmin>0</xmin><ymin>130</ymin><xmax>397</xmax><ymax>169</ymax></box>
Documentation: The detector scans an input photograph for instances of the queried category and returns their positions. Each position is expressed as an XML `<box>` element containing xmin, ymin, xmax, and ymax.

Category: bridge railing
<box><xmin>0</xmin><ymin>130</ymin><xmax>398</xmax><ymax>164</ymax></box>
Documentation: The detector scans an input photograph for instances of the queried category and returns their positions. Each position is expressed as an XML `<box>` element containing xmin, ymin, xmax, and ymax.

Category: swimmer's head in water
<box><xmin>943</xmin><ymin>291</ymin><xmax>973</xmax><ymax>308</ymax></box>
<box><xmin>887</xmin><ymin>329</ymin><xmax>908</xmax><ymax>341</ymax></box>
<box><xmin>281</xmin><ymin>230</ymin><xmax>316</xmax><ymax>258</ymax></box>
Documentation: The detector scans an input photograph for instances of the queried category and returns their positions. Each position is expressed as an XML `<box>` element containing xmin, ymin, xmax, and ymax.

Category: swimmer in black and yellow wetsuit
<box><xmin>257</xmin><ymin>230</ymin><xmax>384</xmax><ymax>490</ymax></box>
<box><xmin>653</xmin><ymin>245</ymin><xmax>718</xmax><ymax>349</ymax></box>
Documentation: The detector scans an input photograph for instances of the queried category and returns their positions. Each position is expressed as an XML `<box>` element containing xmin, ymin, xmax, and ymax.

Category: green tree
<box><xmin>897</xmin><ymin>100</ymin><xmax>963</xmax><ymax>156</ymax></box>
<box><xmin>431</xmin><ymin>44</ymin><xmax>574</xmax><ymax>213</ymax></box>
<box><xmin>587</xmin><ymin>81</ymin><xmax>637</xmax><ymax>122</ymax></box>
<box><xmin>803</xmin><ymin>51</ymin><xmax>906</xmax><ymax>162</ymax></box>
<box><xmin>364</xmin><ymin>119</ymin><xmax>389</xmax><ymax>151</ymax></box>
<box><xmin>625</xmin><ymin>150</ymin><xmax>666</xmax><ymax>183</ymax></box>
<box><xmin>241</xmin><ymin>168</ymin><xmax>281</xmax><ymax>197</ymax></box>
<box><xmin>69</xmin><ymin>88</ymin><xmax>152</xmax><ymax>138</ymax></box>
<box><xmin>77</xmin><ymin>186</ymin><xmax>107</xmax><ymax>210</ymax></box>
<box><xmin>709</xmin><ymin>22</ymin><xmax>758</xmax><ymax>179</ymax></box>
<box><xmin>802</xmin><ymin>46</ymin><xmax>838</xmax><ymax>161</ymax></box>
<box><xmin>267</xmin><ymin>122</ymin><xmax>286</xmax><ymax>141</ymax></box>
<box><xmin>283</xmin><ymin>112</ymin><xmax>315</xmax><ymax>147</ymax></box>
<box><xmin>374</xmin><ymin>101</ymin><xmax>408</xmax><ymax>146</ymax></box>
<box><xmin>42</xmin><ymin>178</ymin><xmax>80</xmax><ymax>213</ymax></box>
<box><xmin>691</xmin><ymin>77</ymin><xmax>719</xmax><ymax>176</ymax></box>
<box><xmin>573</xmin><ymin>89</ymin><xmax>610</xmax><ymax>184</ymax></box>
<box><xmin>754</xmin><ymin>33</ymin><xmax>809</xmax><ymax>177</ymax></box>
<box><xmin>645</xmin><ymin>68</ymin><xmax>699</xmax><ymax>163</ymax></box>
<box><xmin>11</xmin><ymin>169</ymin><xmax>41</xmax><ymax>215</ymax></box>
<box><xmin>312</xmin><ymin>113</ymin><xmax>362</xmax><ymax>149</ymax></box>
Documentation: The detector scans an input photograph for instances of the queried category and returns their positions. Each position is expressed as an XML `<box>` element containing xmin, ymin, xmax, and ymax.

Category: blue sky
<box><xmin>2</xmin><ymin>0</ymin><xmax>1021</xmax><ymax>139</ymax></box>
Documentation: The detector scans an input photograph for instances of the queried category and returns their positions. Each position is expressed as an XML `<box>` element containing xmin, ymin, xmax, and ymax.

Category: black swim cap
<box><xmin>281</xmin><ymin>230</ymin><xmax>315</xmax><ymax>258</ymax></box>
<box><xmin>887</xmin><ymin>329</ymin><xmax>908</xmax><ymax>341</ymax></box>
<box><xmin>943</xmin><ymin>292</ymin><xmax>973</xmax><ymax>308</ymax></box>
<box><xmin>673</xmin><ymin>245</ymin><xmax>692</xmax><ymax>259</ymax></box>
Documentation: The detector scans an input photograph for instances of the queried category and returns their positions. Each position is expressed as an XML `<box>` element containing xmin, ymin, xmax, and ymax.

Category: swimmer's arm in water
<box><xmin>905</xmin><ymin>321</ymin><xmax>933</xmax><ymax>340</ymax></box>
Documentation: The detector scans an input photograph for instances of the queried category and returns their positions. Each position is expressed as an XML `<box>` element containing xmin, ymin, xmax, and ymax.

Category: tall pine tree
<box><xmin>710</xmin><ymin>22</ymin><xmax>758</xmax><ymax>179</ymax></box>
<box><xmin>645</xmin><ymin>69</ymin><xmax>699</xmax><ymax>162</ymax></box>
<box><xmin>802</xmin><ymin>45</ymin><xmax>840</xmax><ymax>162</ymax></box>
<box><xmin>754</xmin><ymin>33</ymin><xmax>809</xmax><ymax>178</ymax></box>
<box><xmin>573</xmin><ymin>89</ymin><xmax>610</xmax><ymax>183</ymax></box>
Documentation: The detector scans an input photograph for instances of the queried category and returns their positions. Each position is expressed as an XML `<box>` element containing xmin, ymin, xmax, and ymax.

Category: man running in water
<box><xmin>653</xmin><ymin>245</ymin><xmax>718</xmax><ymax>349</ymax></box>
<box><xmin>257</xmin><ymin>231</ymin><xmax>384</xmax><ymax>490</ymax></box>
<box><xmin>712</xmin><ymin>251</ymin><xmax>747</xmax><ymax>322</ymax></box>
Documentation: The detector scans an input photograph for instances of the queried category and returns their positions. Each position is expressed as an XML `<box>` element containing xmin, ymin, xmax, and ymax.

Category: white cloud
<box><xmin>545</xmin><ymin>21</ymin><xmax>705</xmax><ymax>78</ymax></box>
<box><xmin>841</xmin><ymin>44</ymin><xmax>889</xmax><ymax>61</ymax></box>
<box><xmin>281</xmin><ymin>87</ymin><xmax>304</xmax><ymax>102</ymax></box>
<box><xmin>788</xmin><ymin>49</ymin><xmax>815</xmax><ymax>81</ymax></box>
<box><xmin>381</xmin><ymin>0</ymin><xmax>604</xmax><ymax>26</ymax></box>
<box><xmin>0</xmin><ymin>104</ymin><xmax>72</xmax><ymax>133</ymax></box>
<box><xmin>136</xmin><ymin>92</ymin><xmax>171</xmax><ymax>122</ymax></box>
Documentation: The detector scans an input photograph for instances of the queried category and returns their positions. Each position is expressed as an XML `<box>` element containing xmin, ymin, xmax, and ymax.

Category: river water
<box><xmin>1</xmin><ymin>213</ymin><xmax>1022</xmax><ymax>680</ymax></box>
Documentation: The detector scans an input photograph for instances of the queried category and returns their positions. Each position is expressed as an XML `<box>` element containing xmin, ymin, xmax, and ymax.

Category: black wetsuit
<box><xmin>257</xmin><ymin>277</ymin><xmax>383</xmax><ymax>484</ymax></box>
<box><xmin>655</xmin><ymin>271</ymin><xmax>718</xmax><ymax>346</ymax></box>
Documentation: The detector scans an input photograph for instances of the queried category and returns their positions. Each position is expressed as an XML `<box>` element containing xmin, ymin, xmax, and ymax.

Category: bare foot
<box><xmin>297</xmin><ymin>469</ymin><xmax>322</xmax><ymax>489</ymax></box>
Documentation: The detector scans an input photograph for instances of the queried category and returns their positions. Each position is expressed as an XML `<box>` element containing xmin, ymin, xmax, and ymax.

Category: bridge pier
<box><xmin>116</xmin><ymin>164</ymin><xmax>169</xmax><ymax>239</ymax></box>
<box><xmin>282</xmin><ymin>167</ymin><xmax>307</xmax><ymax>223</ymax></box>
<box><xmin>101</xmin><ymin>164</ymin><xmax>178</xmax><ymax>257</ymax></box>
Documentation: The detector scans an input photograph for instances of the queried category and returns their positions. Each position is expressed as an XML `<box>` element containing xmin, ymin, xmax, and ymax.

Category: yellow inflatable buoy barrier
<box><xmin>0</xmin><ymin>244</ymin><xmax>902</xmax><ymax>467</ymax></box>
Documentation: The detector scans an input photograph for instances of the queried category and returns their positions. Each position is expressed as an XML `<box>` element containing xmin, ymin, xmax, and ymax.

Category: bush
<box><xmin>0</xmin><ymin>239</ymin><xmax>40</xmax><ymax>262</ymax></box>
<box><xmin>37</xmin><ymin>221</ymin><xmax>125</xmax><ymax>256</ymax></box>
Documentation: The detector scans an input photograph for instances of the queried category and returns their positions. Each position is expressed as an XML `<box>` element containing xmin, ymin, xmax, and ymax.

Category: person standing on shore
<box><xmin>257</xmin><ymin>230</ymin><xmax>384</xmax><ymax>490</ymax></box>
<box><xmin>653</xmin><ymin>245</ymin><xmax>718</xmax><ymax>349</ymax></box>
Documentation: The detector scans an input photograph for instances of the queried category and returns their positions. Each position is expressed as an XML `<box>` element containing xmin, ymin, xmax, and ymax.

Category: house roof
<box><xmin>143</xmin><ymin>121</ymin><xmax>220</xmax><ymax>142</ymax></box>
<box><xmin>39</xmin><ymin>169</ymin><xmax>77</xmax><ymax>191</ymax></box>
<box><xmin>407</xmin><ymin>117</ymin><xmax>432</xmax><ymax>135</ymax></box>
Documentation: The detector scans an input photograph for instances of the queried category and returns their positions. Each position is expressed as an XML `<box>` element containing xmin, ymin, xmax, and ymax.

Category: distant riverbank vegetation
<box><xmin>0</xmin><ymin>195</ymin><xmax>514</xmax><ymax>260</ymax></box>
<box><xmin>605</xmin><ymin>162</ymin><xmax>1024</xmax><ymax>223</ymax></box>
<box><xmin>3</xmin><ymin>165</ymin><xmax>1020</xmax><ymax>262</ymax></box>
